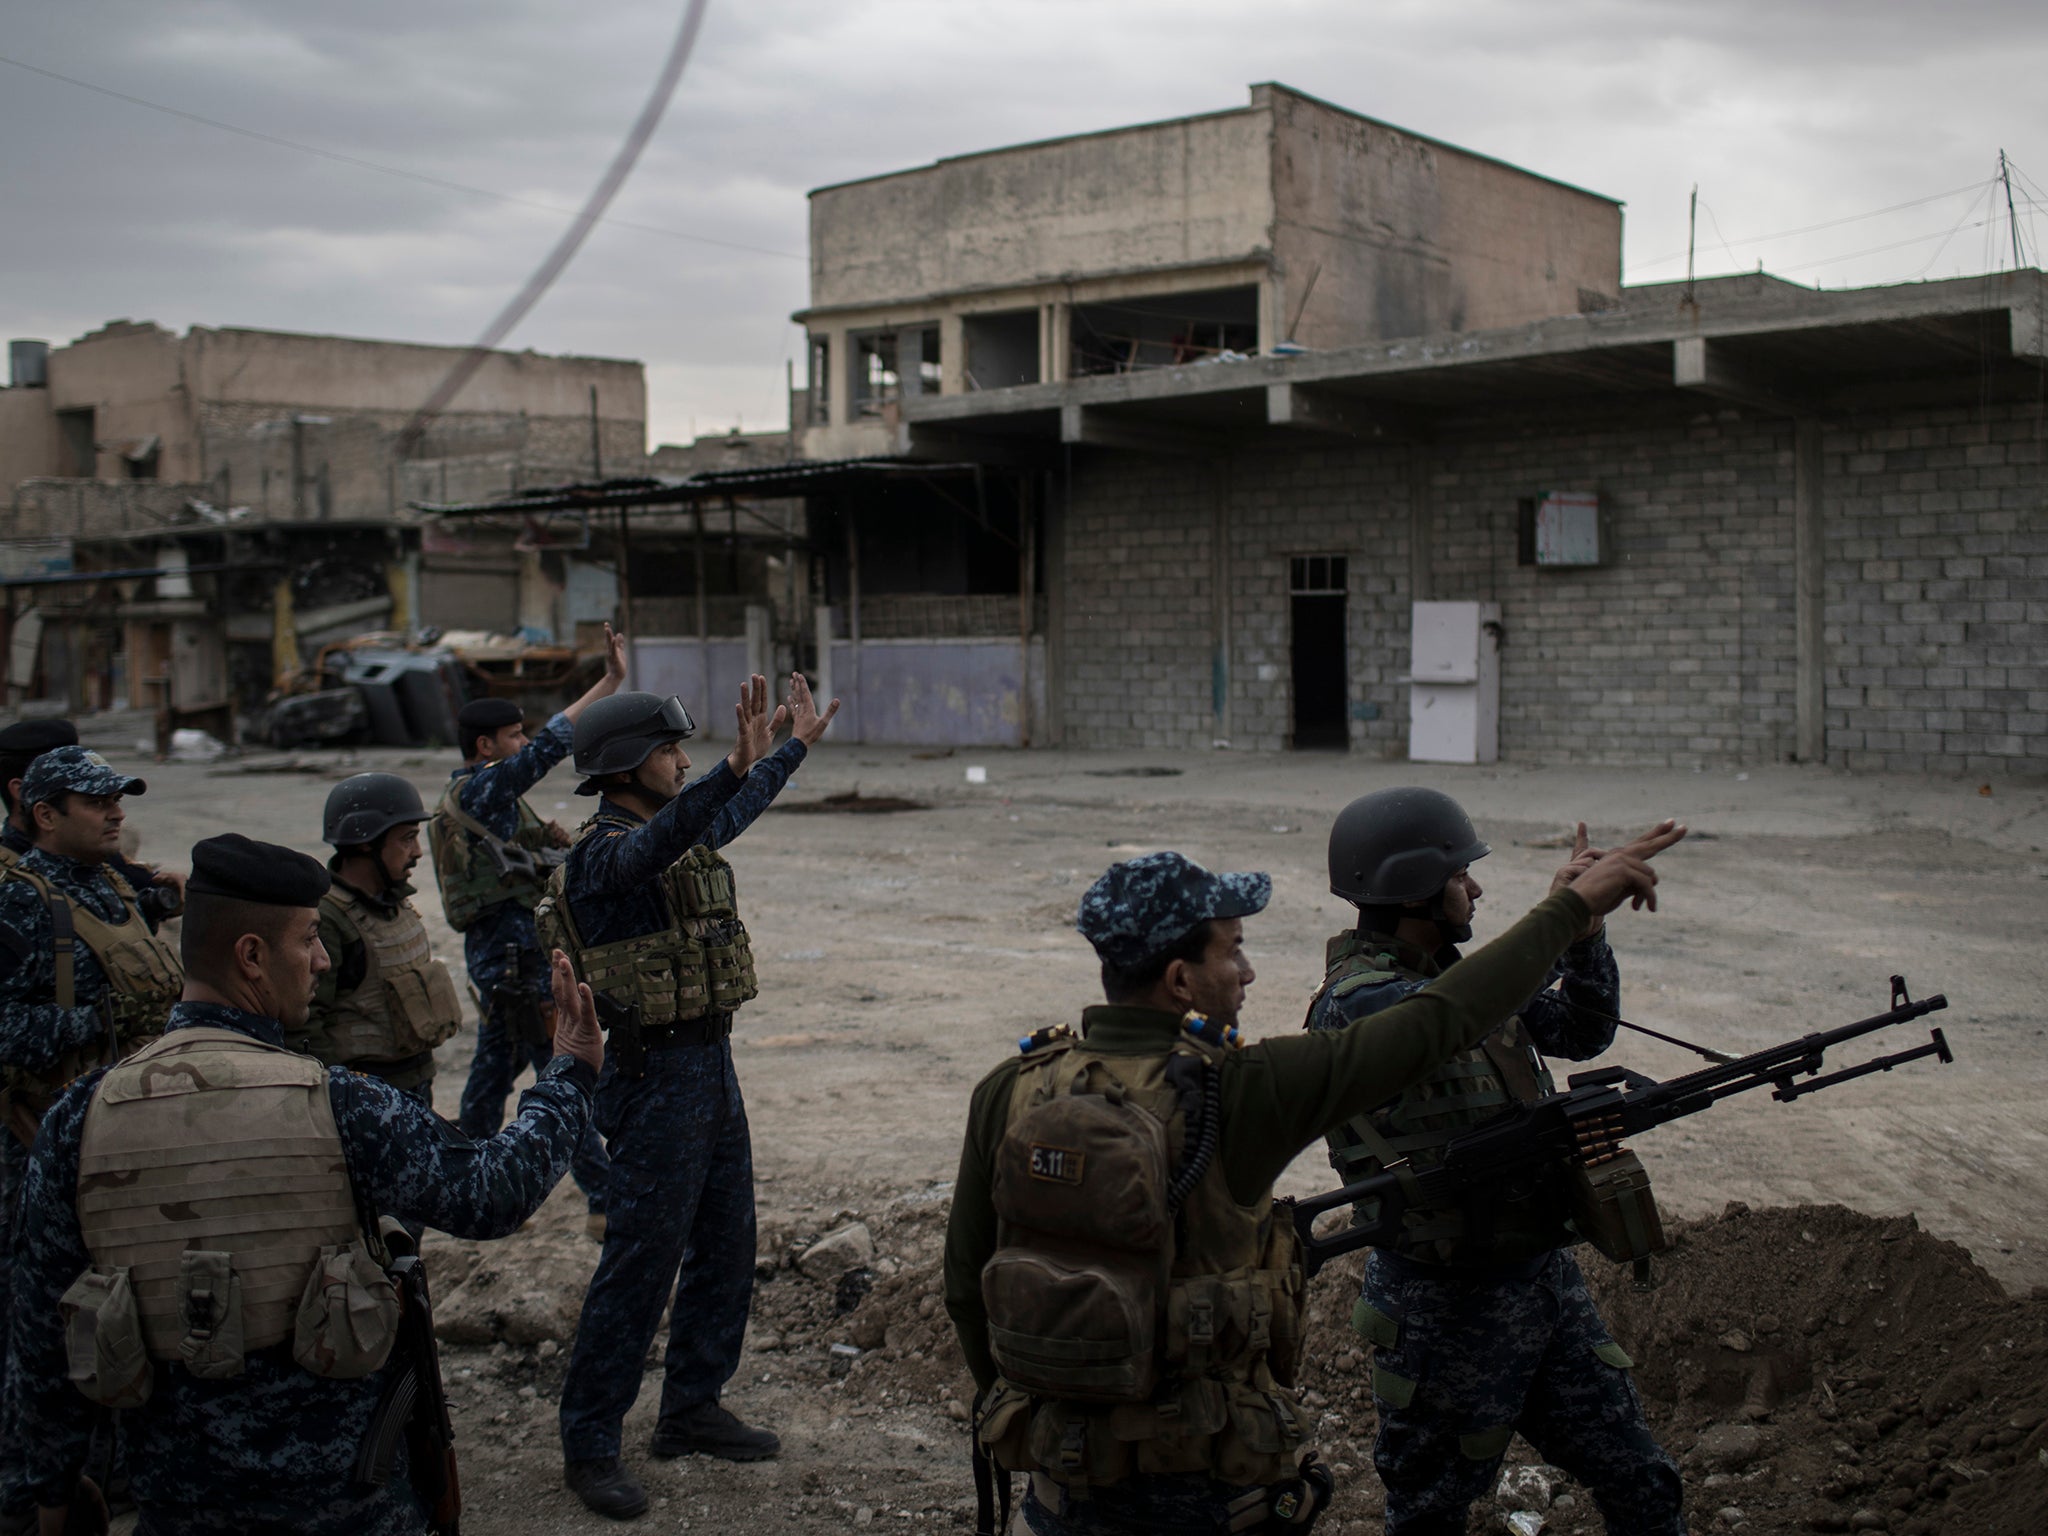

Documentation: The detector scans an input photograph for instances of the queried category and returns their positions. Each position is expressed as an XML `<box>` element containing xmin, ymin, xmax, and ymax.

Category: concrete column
<box><xmin>1211</xmin><ymin>459</ymin><xmax>1233</xmax><ymax>745</ymax></box>
<box><xmin>938</xmin><ymin>315</ymin><xmax>966</xmax><ymax>395</ymax></box>
<box><xmin>1794</xmin><ymin>416</ymin><xmax>1826</xmax><ymax>763</ymax></box>
<box><xmin>1044</xmin><ymin>303</ymin><xmax>1070</xmax><ymax>384</ymax></box>
<box><xmin>1044</xmin><ymin>464</ymin><xmax>1067</xmax><ymax>746</ymax></box>
<box><xmin>1408</xmin><ymin>444</ymin><xmax>1434</xmax><ymax>604</ymax></box>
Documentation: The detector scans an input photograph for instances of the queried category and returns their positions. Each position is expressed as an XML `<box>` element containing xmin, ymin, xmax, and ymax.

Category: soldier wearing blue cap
<box><xmin>0</xmin><ymin>743</ymin><xmax>186</xmax><ymax>1532</ymax></box>
<box><xmin>0</xmin><ymin>719</ymin><xmax>183</xmax><ymax>917</ymax></box>
<box><xmin>943</xmin><ymin>830</ymin><xmax>1684</xmax><ymax>1536</ymax></box>
<box><xmin>431</xmin><ymin>625</ymin><xmax>630</xmax><ymax>1234</ymax></box>
<box><xmin>6</xmin><ymin>832</ymin><xmax>606</xmax><ymax>1536</ymax></box>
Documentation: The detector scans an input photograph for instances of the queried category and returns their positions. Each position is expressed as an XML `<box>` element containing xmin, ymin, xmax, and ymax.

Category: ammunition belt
<box><xmin>641</xmin><ymin>1012</ymin><xmax>734</xmax><ymax>1051</ymax></box>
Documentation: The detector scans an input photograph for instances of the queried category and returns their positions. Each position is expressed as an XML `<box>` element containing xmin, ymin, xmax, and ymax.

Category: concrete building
<box><xmin>783</xmin><ymin>85</ymin><xmax>2048</xmax><ymax>773</ymax></box>
<box><xmin>796</xmin><ymin>83</ymin><xmax>1619</xmax><ymax>461</ymax></box>
<box><xmin>0</xmin><ymin>321</ymin><xmax>649</xmax><ymax>723</ymax></box>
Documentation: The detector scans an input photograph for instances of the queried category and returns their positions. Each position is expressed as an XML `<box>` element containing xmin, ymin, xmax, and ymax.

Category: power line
<box><xmin>0</xmin><ymin>49</ymin><xmax>804</xmax><ymax>262</ymax></box>
<box><xmin>1633</xmin><ymin>178</ymin><xmax>1993</xmax><ymax>270</ymax></box>
<box><xmin>397</xmin><ymin>0</ymin><xmax>711</xmax><ymax>453</ymax></box>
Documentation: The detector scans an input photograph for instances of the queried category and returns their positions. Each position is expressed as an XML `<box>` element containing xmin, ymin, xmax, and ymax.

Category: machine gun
<box><xmin>355</xmin><ymin>1224</ymin><xmax>460</xmax><ymax>1535</ymax></box>
<box><xmin>479</xmin><ymin>838</ymin><xmax>567</xmax><ymax>887</ymax></box>
<box><xmin>1289</xmin><ymin>976</ymin><xmax>1951</xmax><ymax>1279</ymax></box>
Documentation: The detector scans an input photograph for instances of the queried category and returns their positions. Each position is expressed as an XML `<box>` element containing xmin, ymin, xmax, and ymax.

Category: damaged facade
<box><xmin>0</xmin><ymin>322</ymin><xmax>648</xmax><ymax>735</ymax></box>
<box><xmin>787</xmin><ymin>82</ymin><xmax>2048</xmax><ymax>772</ymax></box>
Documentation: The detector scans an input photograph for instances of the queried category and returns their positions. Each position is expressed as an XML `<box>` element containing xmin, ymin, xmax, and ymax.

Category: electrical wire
<box><xmin>396</xmin><ymin>0</ymin><xmax>710</xmax><ymax>455</ymax></box>
<box><xmin>0</xmin><ymin>48</ymin><xmax>802</xmax><ymax>263</ymax></box>
<box><xmin>1633</xmin><ymin>177</ymin><xmax>1993</xmax><ymax>270</ymax></box>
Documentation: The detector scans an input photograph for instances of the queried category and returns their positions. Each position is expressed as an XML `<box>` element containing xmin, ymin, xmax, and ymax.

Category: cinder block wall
<box><xmin>1057</xmin><ymin>399</ymin><xmax>2045</xmax><ymax>774</ymax></box>
<box><xmin>1823</xmin><ymin>403</ymin><xmax>2046</xmax><ymax>775</ymax></box>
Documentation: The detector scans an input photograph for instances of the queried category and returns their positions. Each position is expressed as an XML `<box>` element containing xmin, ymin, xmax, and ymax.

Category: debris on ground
<box><xmin>780</xmin><ymin>791</ymin><xmax>929</xmax><ymax>814</ymax></box>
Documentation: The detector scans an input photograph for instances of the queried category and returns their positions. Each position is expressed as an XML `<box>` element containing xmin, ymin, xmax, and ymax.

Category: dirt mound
<box><xmin>429</xmin><ymin>1196</ymin><xmax>2048</xmax><ymax>1535</ymax></box>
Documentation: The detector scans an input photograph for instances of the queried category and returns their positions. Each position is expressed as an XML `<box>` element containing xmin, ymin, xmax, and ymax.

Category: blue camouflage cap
<box><xmin>1076</xmin><ymin>851</ymin><xmax>1271</xmax><ymax>968</ymax></box>
<box><xmin>19</xmin><ymin>745</ymin><xmax>146</xmax><ymax>807</ymax></box>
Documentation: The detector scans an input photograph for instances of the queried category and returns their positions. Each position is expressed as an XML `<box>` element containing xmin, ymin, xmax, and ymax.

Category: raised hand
<box><xmin>785</xmin><ymin>671</ymin><xmax>840</xmax><ymax>748</ymax></box>
<box><xmin>1548</xmin><ymin>821</ymin><xmax>1608</xmax><ymax>938</ymax></box>
<box><xmin>600</xmin><ymin>622</ymin><xmax>628</xmax><ymax>688</ymax></box>
<box><xmin>724</xmin><ymin>673</ymin><xmax>787</xmax><ymax>778</ymax></box>
<box><xmin>549</xmin><ymin>949</ymin><xmax>603</xmax><ymax>1074</ymax></box>
<box><xmin>1568</xmin><ymin>819</ymin><xmax>1686</xmax><ymax>919</ymax></box>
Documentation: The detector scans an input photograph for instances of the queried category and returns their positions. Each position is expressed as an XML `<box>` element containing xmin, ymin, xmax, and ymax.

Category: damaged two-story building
<box><xmin>783</xmin><ymin>82</ymin><xmax>2046</xmax><ymax>773</ymax></box>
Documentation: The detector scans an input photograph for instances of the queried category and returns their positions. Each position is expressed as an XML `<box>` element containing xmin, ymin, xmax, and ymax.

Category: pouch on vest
<box><xmin>176</xmin><ymin>1250</ymin><xmax>246</xmax><ymax>1379</ymax></box>
<box><xmin>293</xmin><ymin>1241</ymin><xmax>401</xmax><ymax>1379</ymax></box>
<box><xmin>982</xmin><ymin>1083</ymin><xmax>1171</xmax><ymax>1404</ymax></box>
<box><xmin>59</xmin><ymin>1267</ymin><xmax>152</xmax><ymax>1409</ymax></box>
<box><xmin>382</xmin><ymin>962</ymin><xmax>465</xmax><ymax>1055</ymax></box>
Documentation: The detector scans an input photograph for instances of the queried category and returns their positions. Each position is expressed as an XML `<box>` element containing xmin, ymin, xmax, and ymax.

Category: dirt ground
<box><xmin>88</xmin><ymin>720</ymin><xmax>2048</xmax><ymax>1533</ymax></box>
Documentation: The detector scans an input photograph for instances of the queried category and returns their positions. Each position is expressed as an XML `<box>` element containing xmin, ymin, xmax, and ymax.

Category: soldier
<box><xmin>5</xmin><ymin>832</ymin><xmax>606</xmax><ymax>1536</ymax></box>
<box><xmin>0</xmin><ymin>745</ymin><xmax>184</xmax><ymax>1534</ymax></box>
<box><xmin>293</xmin><ymin>772</ymin><xmax>464</xmax><ymax>1107</ymax></box>
<box><xmin>944</xmin><ymin>828</ymin><xmax>1682</xmax><ymax>1536</ymax></box>
<box><xmin>0</xmin><ymin>719</ymin><xmax>184</xmax><ymax>917</ymax></box>
<box><xmin>435</xmin><ymin>624</ymin><xmax>629</xmax><ymax>1234</ymax></box>
<box><xmin>551</xmin><ymin>673</ymin><xmax>836</xmax><ymax>1519</ymax></box>
<box><xmin>1307</xmin><ymin>789</ymin><xmax>1686</xmax><ymax>1536</ymax></box>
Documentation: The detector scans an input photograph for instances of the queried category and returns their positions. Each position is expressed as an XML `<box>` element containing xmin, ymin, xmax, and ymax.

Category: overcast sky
<box><xmin>3</xmin><ymin>0</ymin><xmax>2045</xmax><ymax>450</ymax></box>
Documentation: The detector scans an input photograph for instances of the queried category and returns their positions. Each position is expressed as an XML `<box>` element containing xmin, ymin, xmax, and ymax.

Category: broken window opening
<box><xmin>1069</xmin><ymin>286</ymin><xmax>1259</xmax><ymax>378</ymax></box>
<box><xmin>56</xmin><ymin>408</ymin><xmax>95</xmax><ymax>478</ymax></box>
<box><xmin>851</xmin><ymin>325</ymin><xmax>940</xmax><ymax>417</ymax></box>
<box><xmin>964</xmin><ymin>309</ymin><xmax>1040</xmax><ymax>390</ymax></box>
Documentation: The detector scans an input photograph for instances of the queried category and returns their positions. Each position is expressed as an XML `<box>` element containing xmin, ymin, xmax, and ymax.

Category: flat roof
<box><xmin>808</xmin><ymin>82</ymin><xmax>1620</xmax><ymax>207</ymax></box>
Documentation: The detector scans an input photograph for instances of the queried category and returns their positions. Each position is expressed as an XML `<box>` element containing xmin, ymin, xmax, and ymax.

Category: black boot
<box><xmin>564</xmin><ymin>1457</ymin><xmax>649</xmax><ymax>1520</ymax></box>
<box><xmin>649</xmin><ymin>1402</ymin><xmax>781</xmax><ymax>1462</ymax></box>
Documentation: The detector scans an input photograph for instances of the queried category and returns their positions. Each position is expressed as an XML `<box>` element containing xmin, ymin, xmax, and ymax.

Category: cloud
<box><xmin>2</xmin><ymin>0</ymin><xmax>2045</xmax><ymax>447</ymax></box>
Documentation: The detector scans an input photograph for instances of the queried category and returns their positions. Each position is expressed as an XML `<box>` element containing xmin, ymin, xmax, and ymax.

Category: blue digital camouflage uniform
<box><xmin>6</xmin><ymin>999</ymin><xmax>595</xmax><ymax>1536</ymax></box>
<box><xmin>1307</xmin><ymin>929</ymin><xmax>1684</xmax><ymax>1536</ymax></box>
<box><xmin>449</xmin><ymin>713</ymin><xmax>609</xmax><ymax>1211</ymax></box>
<box><xmin>0</xmin><ymin>844</ymin><xmax>167</xmax><ymax>1519</ymax></box>
<box><xmin>557</xmin><ymin>740</ymin><xmax>806</xmax><ymax>1462</ymax></box>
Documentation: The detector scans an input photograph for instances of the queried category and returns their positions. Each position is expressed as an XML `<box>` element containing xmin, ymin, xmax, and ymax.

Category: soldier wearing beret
<box><xmin>943</xmin><ymin>831</ymin><xmax>1683</xmax><ymax>1536</ymax></box>
<box><xmin>0</xmin><ymin>719</ymin><xmax>183</xmax><ymax>917</ymax></box>
<box><xmin>6</xmin><ymin>832</ymin><xmax>606</xmax><ymax>1536</ymax></box>
<box><xmin>432</xmin><ymin>626</ymin><xmax>629</xmax><ymax>1233</ymax></box>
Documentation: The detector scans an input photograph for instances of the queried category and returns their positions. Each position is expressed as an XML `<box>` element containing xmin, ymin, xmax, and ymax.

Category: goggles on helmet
<box><xmin>655</xmin><ymin>696</ymin><xmax>696</xmax><ymax>739</ymax></box>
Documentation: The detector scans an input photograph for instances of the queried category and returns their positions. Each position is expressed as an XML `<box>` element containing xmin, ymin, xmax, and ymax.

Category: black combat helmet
<box><xmin>1327</xmin><ymin>787</ymin><xmax>1491</xmax><ymax>905</ymax></box>
<box><xmin>323</xmin><ymin>772</ymin><xmax>429</xmax><ymax>848</ymax></box>
<box><xmin>572</xmin><ymin>692</ymin><xmax>696</xmax><ymax>794</ymax></box>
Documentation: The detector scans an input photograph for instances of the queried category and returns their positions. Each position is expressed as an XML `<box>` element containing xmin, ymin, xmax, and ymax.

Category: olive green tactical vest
<box><xmin>75</xmin><ymin>1028</ymin><xmax>369</xmax><ymax>1364</ymax></box>
<box><xmin>1</xmin><ymin>862</ymin><xmax>182</xmax><ymax>1123</ymax></box>
<box><xmin>976</xmin><ymin>1030</ymin><xmax>1311</xmax><ymax>1494</ymax></box>
<box><xmin>306</xmin><ymin>884</ymin><xmax>464</xmax><ymax>1067</ymax></box>
<box><xmin>536</xmin><ymin>830</ymin><xmax>758</xmax><ymax>1024</ymax></box>
<box><xmin>1310</xmin><ymin>930</ymin><xmax>1573</xmax><ymax>1268</ymax></box>
<box><xmin>429</xmin><ymin>778</ymin><xmax>554</xmax><ymax>933</ymax></box>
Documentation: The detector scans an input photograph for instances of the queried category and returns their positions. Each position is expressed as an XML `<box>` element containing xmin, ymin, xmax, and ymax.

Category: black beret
<box><xmin>457</xmin><ymin>698</ymin><xmax>525</xmax><ymax>739</ymax></box>
<box><xmin>187</xmin><ymin>833</ymin><xmax>331</xmax><ymax>908</ymax></box>
<box><xmin>0</xmin><ymin>719</ymin><xmax>79</xmax><ymax>757</ymax></box>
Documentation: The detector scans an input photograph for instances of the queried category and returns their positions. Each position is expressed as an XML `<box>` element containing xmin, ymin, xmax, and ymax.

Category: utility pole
<box><xmin>1999</xmin><ymin>150</ymin><xmax>2024</xmax><ymax>270</ymax></box>
<box><xmin>1686</xmin><ymin>184</ymin><xmax>1698</xmax><ymax>304</ymax></box>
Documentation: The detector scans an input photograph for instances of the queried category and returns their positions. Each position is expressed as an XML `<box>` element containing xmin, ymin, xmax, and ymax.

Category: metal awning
<box><xmin>413</xmin><ymin>458</ymin><xmax>990</xmax><ymax>518</ymax></box>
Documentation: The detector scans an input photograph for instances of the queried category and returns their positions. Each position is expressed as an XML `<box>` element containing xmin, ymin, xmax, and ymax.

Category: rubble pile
<box><xmin>427</xmin><ymin>1197</ymin><xmax>2048</xmax><ymax>1534</ymax></box>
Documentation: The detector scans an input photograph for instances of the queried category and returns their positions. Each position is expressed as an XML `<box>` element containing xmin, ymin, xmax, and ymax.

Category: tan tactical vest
<box><xmin>976</xmin><ymin>1030</ymin><xmax>1310</xmax><ymax>1493</ymax></box>
<box><xmin>311</xmin><ymin>884</ymin><xmax>464</xmax><ymax>1066</ymax></box>
<box><xmin>75</xmin><ymin>1028</ymin><xmax>366</xmax><ymax>1363</ymax></box>
<box><xmin>536</xmin><ymin>834</ymin><xmax>758</xmax><ymax>1023</ymax></box>
<box><xmin>1311</xmin><ymin>931</ymin><xmax>1572</xmax><ymax>1267</ymax></box>
<box><xmin>2</xmin><ymin>861</ymin><xmax>182</xmax><ymax>1120</ymax></box>
<box><xmin>429</xmin><ymin>778</ymin><xmax>553</xmax><ymax>933</ymax></box>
